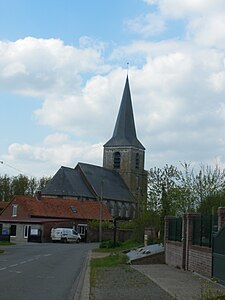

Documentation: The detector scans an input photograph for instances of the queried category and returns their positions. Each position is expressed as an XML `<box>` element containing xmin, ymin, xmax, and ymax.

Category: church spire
<box><xmin>104</xmin><ymin>76</ymin><xmax>144</xmax><ymax>149</ymax></box>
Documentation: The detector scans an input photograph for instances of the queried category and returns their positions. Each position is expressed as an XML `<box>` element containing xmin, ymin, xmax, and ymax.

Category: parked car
<box><xmin>51</xmin><ymin>228</ymin><xmax>81</xmax><ymax>243</ymax></box>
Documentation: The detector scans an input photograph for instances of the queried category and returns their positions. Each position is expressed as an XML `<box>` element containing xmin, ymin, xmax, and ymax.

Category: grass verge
<box><xmin>0</xmin><ymin>241</ymin><xmax>15</xmax><ymax>254</ymax></box>
<box><xmin>93</xmin><ymin>239</ymin><xmax>143</xmax><ymax>253</ymax></box>
<box><xmin>0</xmin><ymin>241</ymin><xmax>14</xmax><ymax>246</ymax></box>
<box><xmin>91</xmin><ymin>253</ymin><xmax>128</xmax><ymax>268</ymax></box>
<box><xmin>90</xmin><ymin>240</ymin><xmax>141</xmax><ymax>288</ymax></box>
<box><xmin>90</xmin><ymin>253</ymin><xmax>128</xmax><ymax>287</ymax></box>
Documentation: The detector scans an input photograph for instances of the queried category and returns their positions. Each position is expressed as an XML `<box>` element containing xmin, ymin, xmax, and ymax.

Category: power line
<box><xmin>0</xmin><ymin>160</ymin><xmax>33</xmax><ymax>177</ymax></box>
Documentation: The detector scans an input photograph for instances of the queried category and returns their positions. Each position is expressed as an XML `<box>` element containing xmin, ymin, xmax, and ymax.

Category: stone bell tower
<box><xmin>103</xmin><ymin>76</ymin><xmax>147</xmax><ymax>215</ymax></box>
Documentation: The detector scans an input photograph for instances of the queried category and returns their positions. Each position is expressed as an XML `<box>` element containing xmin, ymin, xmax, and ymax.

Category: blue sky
<box><xmin>1</xmin><ymin>0</ymin><xmax>225</xmax><ymax>177</ymax></box>
<box><xmin>0</xmin><ymin>1</ymin><xmax>146</xmax><ymax>42</ymax></box>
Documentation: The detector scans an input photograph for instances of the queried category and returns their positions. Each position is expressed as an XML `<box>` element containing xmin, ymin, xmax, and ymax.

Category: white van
<box><xmin>51</xmin><ymin>228</ymin><xmax>81</xmax><ymax>243</ymax></box>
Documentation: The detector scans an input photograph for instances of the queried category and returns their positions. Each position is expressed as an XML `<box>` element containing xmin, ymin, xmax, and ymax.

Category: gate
<box><xmin>212</xmin><ymin>225</ymin><xmax>225</xmax><ymax>285</ymax></box>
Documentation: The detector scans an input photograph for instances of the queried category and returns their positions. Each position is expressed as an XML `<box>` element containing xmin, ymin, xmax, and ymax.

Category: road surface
<box><xmin>0</xmin><ymin>242</ymin><xmax>97</xmax><ymax>300</ymax></box>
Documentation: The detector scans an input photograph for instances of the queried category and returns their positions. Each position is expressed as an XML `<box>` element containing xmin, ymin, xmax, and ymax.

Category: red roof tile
<box><xmin>0</xmin><ymin>195</ymin><xmax>112</xmax><ymax>222</ymax></box>
<box><xmin>0</xmin><ymin>202</ymin><xmax>9</xmax><ymax>210</ymax></box>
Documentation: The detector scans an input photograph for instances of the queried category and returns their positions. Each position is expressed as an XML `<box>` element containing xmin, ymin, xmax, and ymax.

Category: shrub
<box><xmin>88</xmin><ymin>219</ymin><xmax>113</xmax><ymax>230</ymax></box>
<box><xmin>99</xmin><ymin>240</ymin><xmax>122</xmax><ymax>249</ymax></box>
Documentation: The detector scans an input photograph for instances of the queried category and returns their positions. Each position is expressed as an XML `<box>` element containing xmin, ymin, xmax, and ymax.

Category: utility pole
<box><xmin>99</xmin><ymin>180</ymin><xmax>103</xmax><ymax>242</ymax></box>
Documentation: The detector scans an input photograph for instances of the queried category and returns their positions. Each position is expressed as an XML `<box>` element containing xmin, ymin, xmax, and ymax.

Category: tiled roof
<box><xmin>0</xmin><ymin>195</ymin><xmax>112</xmax><ymax>222</ymax></box>
<box><xmin>0</xmin><ymin>201</ymin><xmax>10</xmax><ymax>211</ymax></box>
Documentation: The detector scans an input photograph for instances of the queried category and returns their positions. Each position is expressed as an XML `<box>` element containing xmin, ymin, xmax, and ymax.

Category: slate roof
<box><xmin>41</xmin><ymin>166</ymin><xmax>94</xmax><ymax>198</ymax></box>
<box><xmin>0</xmin><ymin>195</ymin><xmax>112</xmax><ymax>222</ymax></box>
<box><xmin>42</xmin><ymin>163</ymin><xmax>135</xmax><ymax>203</ymax></box>
<box><xmin>77</xmin><ymin>162</ymin><xmax>135</xmax><ymax>202</ymax></box>
<box><xmin>104</xmin><ymin>76</ymin><xmax>145</xmax><ymax>150</ymax></box>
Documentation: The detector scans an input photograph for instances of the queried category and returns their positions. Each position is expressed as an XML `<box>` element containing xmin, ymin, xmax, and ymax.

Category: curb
<box><xmin>74</xmin><ymin>250</ymin><xmax>91</xmax><ymax>300</ymax></box>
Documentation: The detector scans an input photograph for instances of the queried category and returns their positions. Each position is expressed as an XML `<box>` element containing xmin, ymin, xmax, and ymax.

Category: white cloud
<box><xmin>43</xmin><ymin>133</ymin><xmax>69</xmax><ymax>145</ymax></box>
<box><xmin>144</xmin><ymin>0</ymin><xmax>225</xmax><ymax>18</ymax></box>
<box><xmin>2</xmin><ymin>34</ymin><xmax>225</xmax><ymax>176</ymax></box>
<box><xmin>2</xmin><ymin>62</ymin><xmax>27</xmax><ymax>77</ymax></box>
<box><xmin>209</xmin><ymin>72</ymin><xmax>225</xmax><ymax>93</ymax></box>
<box><xmin>2</xmin><ymin>138</ymin><xmax>103</xmax><ymax>177</ymax></box>
<box><xmin>140</xmin><ymin>1</ymin><xmax>225</xmax><ymax>50</ymax></box>
<box><xmin>186</xmin><ymin>13</ymin><xmax>225</xmax><ymax>48</ymax></box>
<box><xmin>0</xmin><ymin>37</ymin><xmax>110</xmax><ymax>97</ymax></box>
<box><xmin>1</xmin><ymin>2</ymin><xmax>225</xmax><ymax>177</ymax></box>
<box><xmin>125</xmin><ymin>13</ymin><xmax>166</xmax><ymax>37</ymax></box>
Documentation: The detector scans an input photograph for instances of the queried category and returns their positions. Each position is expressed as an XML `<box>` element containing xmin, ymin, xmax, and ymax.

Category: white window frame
<box><xmin>77</xmin><ymin>224</ymin><xmax>87</xmax><ymax>235</ymax></box>
<box><xmin>24</xmin><ymin>225</ymin><xmax>31</xmax><ymax>238</ymax></box>
<box><xmin>12</xmin><ymin>205</ymin><xmax>18</xmax><ymax>217</ymax></box>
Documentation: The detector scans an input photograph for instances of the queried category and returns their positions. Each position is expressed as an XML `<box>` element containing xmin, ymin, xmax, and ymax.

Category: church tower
<box><xmin>103</xmin><ymin>76</ymin><xmax>147</xmax><ymax>215</ymax></box>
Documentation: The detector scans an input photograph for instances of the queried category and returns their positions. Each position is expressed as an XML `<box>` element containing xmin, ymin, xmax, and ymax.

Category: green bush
<box><xmin>88</xmin><ymin>219</ymin><xmax>113</xmax><ymax>230</ymax></box>
<box><xmin>99</xmin><ymin>240</ymin><xmax>122</xmax><ymax>249</ymax></box>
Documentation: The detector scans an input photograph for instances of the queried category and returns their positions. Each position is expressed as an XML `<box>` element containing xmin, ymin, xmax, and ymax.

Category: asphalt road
<box><xmin>0</xmin><ymin>242</ymin><xmax>97</xmax><ymax>300</ymax></box>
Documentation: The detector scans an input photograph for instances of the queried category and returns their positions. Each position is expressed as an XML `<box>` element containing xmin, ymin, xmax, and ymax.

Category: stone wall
<box><xmin>165</xmin><ymin>241</ymin><xmax>183</xmax><ymax>269</ymax></box>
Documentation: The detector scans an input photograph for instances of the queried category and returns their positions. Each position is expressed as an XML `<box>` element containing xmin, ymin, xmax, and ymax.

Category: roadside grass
<box><xmin>0</xmin><ymin>241</ymin><xmax>15</xmax><ymax>254</ymax></box>
<box><xmin>91</xmin><ymin>252</ymin><xmax>128</xmax><ymax>268</ymax></box>
<box><xmin>92</xmin><ymin>239</ymin><xmax>143</xmax><ymax>253</ymax></box>
<box><xmin>90</xmin><ymin>239</ymin><xmax>141</xmax><ymax>287</ymax></box>
<box><xmin>90</xmin><ymin>252</ymin><xmax>128</xmax><ymax>287</ymax></box>
<box><xmin>198</xmin><ymin>278</ymin><xmax>225</xmax><ymax>300</ymax></box>
<box><xmin>0</xmin><ymin>241</ymin><xmax>14</xmax><ymax>246</ymax></box>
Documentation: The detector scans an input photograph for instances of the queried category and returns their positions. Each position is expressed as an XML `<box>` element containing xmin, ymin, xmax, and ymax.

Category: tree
<box><xmin>0</xmin><ymin>174</ymin><xmax>51</xmax><ymax>200</ymax></box>
<box><xmin>38</xmin><ymin>176</ymin><xmax>51</xmax><ymax>190</ymax></box>
<box><xmin>0</xmin><ymin>175</ymin><xmax>13</xmax><ymax>201</ymax></box>
<box><xmin>194</xmin><ymin>165</ymin><xmax>225</xmax><ymax>209</ymax></box>
<box><xmin>198</xmin><ymin>191</ymin><xmax>225</xmax><ymax>214</ymax></box>
<box><xmin>148</xmin><ymin>162</ymin><xmax>225</xmax><ymax>216</ymax></box>
<box><xmin>11</xmin><ymin>174</ymin><xmax>29</xmax><ymax>195</ymax></box>
<box><xmin>148</xmin><ymin>164</ymin><xmax>182</xmax><ymax>214</ymax></box>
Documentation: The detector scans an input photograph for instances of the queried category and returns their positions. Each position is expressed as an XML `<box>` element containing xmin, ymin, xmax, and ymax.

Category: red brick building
<box><xmin>0</xmin><ymin>195</ymin><xmax>112</xmax><ymax>243</ymax></box>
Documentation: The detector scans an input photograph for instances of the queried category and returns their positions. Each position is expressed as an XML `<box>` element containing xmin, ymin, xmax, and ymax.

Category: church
<box><xmin>42</xmin><ymin>76</ymin><xmax>147</xmax><ymax>218</ymax></box>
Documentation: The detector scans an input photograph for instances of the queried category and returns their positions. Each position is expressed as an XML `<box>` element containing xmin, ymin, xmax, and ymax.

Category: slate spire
<box><xmin>104</xmin><ymin>76</ymin><xmax>144</xmax><ymax>149</ymax></box>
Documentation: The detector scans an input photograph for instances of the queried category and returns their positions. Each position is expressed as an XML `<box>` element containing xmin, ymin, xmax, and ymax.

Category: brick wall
<box><xmin>87</xmin><ymin>228</ymin><xmax>133</xmax><ymax>243</ymax></box>
<box><xmin>188</xmin><ymin>245</ymin><xmax>212</xmax><ymax>277</ymax></box>
<box><xmin>165</xmin><ymin>208</ymin><xmax>225</xmax><ymax>278</ymax></box>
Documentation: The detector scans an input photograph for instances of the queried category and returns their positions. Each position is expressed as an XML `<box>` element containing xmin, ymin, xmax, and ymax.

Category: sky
<box><xmin>1</xmin><ymin>0</ymin><xmax>225</xmax><ymax>178</ymax></box>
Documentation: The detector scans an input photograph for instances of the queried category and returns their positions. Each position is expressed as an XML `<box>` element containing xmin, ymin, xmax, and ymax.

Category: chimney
<box><xmin>34</xmin><ymin>189</ymin><xmax>42</xmax><ymax>201</ymax></box>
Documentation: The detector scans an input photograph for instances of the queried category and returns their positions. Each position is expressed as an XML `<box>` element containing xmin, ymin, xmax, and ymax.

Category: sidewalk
<box><xmin>132</xmin><ymin>264</ymin><xmax>225</xmax><ymax>300</ymax></box>
<box><xmin>78</xmin><ymin>251</ymin><xmax>225</xmax><ymax>300</ymax></box>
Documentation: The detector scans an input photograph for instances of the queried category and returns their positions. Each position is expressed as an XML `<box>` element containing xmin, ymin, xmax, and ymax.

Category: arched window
<box><xmin>135</xmin><ymin>153</ymin><xmax>140</xmax><ymax>169</ymax></box>
<box><xmin>113</xmin><ymin>152</ymin><xmax>121</xmax><ymax>169</ymax></box>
